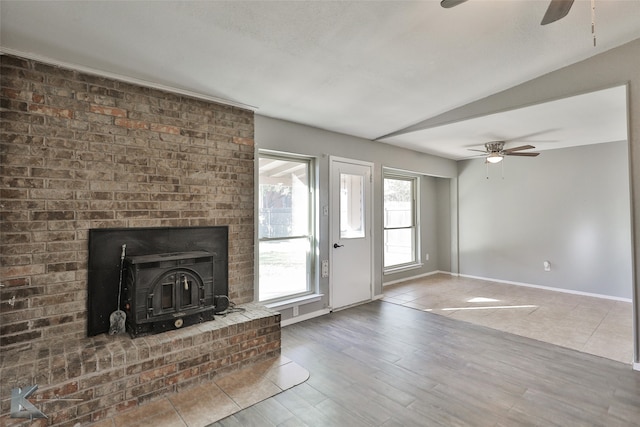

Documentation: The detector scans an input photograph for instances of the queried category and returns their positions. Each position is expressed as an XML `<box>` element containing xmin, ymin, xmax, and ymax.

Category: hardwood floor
<box><xmin>210</xmin><ymin>301</ymin><xmax>640</xmax><ymax>426</ymax></box>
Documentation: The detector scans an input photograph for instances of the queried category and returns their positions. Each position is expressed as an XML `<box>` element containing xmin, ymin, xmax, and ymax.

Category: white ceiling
<box><xmin>382</xmin><ymin>84</ymin><xmax>629</xmax><ymax>159</ymax></box>
<box><xmin>1</xmin><ymin>1</ymin><xmax>639</xmax><ymax>160</ymax></box>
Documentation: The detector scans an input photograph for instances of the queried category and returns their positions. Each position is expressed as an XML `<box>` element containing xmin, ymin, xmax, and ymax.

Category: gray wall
<box><xmin>436</xmin><ymin>178</ymin><xmax>452</xmax><ymax>272</ymax></box>
<box><xmin>255</xmin><ymin>115</ymin><xmax>456</xmax><ymax>320</ymax></box>
<box><xmin>258</xmin><ymin>38</ymin><xmax>640</xmax><ymax>363</ymax></box>
<box><xmin>420</xmin><ymin>38</ymin><xmax>640</xmax><ymax>363</ymax></box>
<box><xmin>458</xmin><ymin>141</ymin><xmax>633</xmax><ymax>299</ymax></box>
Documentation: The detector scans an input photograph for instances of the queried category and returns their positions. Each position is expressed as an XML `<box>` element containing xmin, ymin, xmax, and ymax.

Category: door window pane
<box><xmin>340</xmin><ymin>173</ymin><xmax>365</xmax><ymax>239</ymax></box>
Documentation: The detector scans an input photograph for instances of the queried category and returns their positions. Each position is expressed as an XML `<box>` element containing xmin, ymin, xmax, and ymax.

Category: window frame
<box><xmin>257</xmin><ymin>150</ymin><xmax>317</xmax><ymax>303</ymax></box>
<box><xmin>383</xmin><ymin>169</ymin><xmax>421</xmax><ymax>273</ymax></box>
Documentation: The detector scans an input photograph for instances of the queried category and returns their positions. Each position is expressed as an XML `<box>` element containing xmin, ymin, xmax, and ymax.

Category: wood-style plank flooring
<box><xmin>211</xmin><ymin>301</ymin><xmax>640</xmax><ymax>426</ymax></box>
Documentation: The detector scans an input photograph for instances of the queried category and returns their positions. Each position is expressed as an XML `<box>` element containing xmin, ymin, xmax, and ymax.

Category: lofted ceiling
<box><xmin>1</xmin><ymin>1</ymin><xmax>640</xmax><ymax>160</ymax></box>
<box><xmin>381</xmin><ymin>84</ymin><xmax>630</xmax><ymax>159</ymax></box>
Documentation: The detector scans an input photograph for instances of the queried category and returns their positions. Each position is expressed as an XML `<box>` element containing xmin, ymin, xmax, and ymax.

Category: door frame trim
<box><xmin>329</xmin><ymin>156</ymin><xmax>375</xmax><ymax>310</ymax></box>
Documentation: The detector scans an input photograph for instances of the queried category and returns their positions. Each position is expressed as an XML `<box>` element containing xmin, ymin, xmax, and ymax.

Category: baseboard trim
<box><xmin>633</xmin><ymin>362</ymin><xmax>640</xmax><ymax>372</ymax></box>
<box><xmin>281</xmin><ymin>308</ymin><xmax>331</xmax><ymax>327</ymax></box>
<box><xmin>458</xmin><ymin>273</ymin><xmax>633</xmax><ymax>303</ymax></box>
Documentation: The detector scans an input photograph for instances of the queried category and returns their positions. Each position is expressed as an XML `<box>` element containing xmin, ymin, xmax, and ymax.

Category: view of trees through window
<box><xmin>258</xmin><ymin>155</ymin><xmax>313</xmax><ymax>301</ymax></box>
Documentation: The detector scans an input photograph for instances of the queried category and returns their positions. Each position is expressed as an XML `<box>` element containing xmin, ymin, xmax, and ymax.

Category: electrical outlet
<box><xmin>292</xmin><ymin>306</ymin><xmax>299</xmax><ymax>317</ymax></box>
<box><xmin>544</xmin><ymin>261</ymin><xmax>551</xmax><ymax>271</ymax></box>
<box><xmin>321</xmin><ymin>260</ymin><xmax>329</xmax><ymax>278</ymax></box>
<box><xmin>425</xmin><ymin>253</ymin><xmax>429</xmax><ymax>261</ymax></box>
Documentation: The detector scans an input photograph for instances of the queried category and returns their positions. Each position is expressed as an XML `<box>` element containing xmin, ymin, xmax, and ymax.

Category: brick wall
<box><xmin>0</xmin><ymin>54</ymin><xmax>256</xmax><ymax>350</ymax></box>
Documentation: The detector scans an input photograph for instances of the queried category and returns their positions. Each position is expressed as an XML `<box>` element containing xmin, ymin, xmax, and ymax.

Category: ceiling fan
<box><xmin>441</xmin><ymin>0</ymin><xmax>575</xmax><ymax>25</ymax></box>
<box><xmin>468</xmin><ymin>141</ymin><xmax>540</xmax><ymax>164</ymax></box>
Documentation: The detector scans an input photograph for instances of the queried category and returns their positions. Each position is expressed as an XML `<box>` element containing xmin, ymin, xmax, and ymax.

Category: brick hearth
<box><xmin>1</xmin><ymin>304</ymin><xmax>280</xmax><ymax>426</ymax></box>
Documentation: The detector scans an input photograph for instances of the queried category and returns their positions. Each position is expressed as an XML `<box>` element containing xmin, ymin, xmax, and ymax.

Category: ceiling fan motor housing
<box><xmin>485</xmin><ymin>141</ymin><xmax>505</xmax><ymax>153</ymax></box>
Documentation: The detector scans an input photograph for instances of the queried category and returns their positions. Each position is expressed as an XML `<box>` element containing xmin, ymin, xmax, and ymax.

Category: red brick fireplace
<box><xmin>0</xmin><ymin>54</ymin><xmax>279</xmax><ymax>425</ymax></box>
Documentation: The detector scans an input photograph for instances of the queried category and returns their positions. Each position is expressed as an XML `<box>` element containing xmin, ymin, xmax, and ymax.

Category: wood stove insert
<box><xmin>88</xmin><ymin>226</ymin><xmax>228</xmax><ymax>337</ymax></box>
<box><xmin>123</xmin><ymin>251</ymin><xmax>216</xmax><ymax>337</ymax></box>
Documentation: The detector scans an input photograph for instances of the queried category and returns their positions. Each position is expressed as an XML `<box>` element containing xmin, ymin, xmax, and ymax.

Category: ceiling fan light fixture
<box><xmin>487</xmin><ymin>153</ymin><xmax>504</xmax><ymax>163</ymax></box>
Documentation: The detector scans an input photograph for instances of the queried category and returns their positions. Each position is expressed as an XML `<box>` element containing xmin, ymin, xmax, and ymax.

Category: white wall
<box><xmin>255</xmin><ymin>115</ymin><xmax>456</xmax><ymax>320</ymax></box>
<box><xmin>458</xmin><ymin>141</ymin><xmax>633</xmax><ymax>299</ymax></box>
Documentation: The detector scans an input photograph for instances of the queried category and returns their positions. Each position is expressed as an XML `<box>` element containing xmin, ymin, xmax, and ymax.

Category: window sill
<box><xmin>383</xmin><ymin>263</ymin><xmax>424</xmax><ymax>275</ymax></box>
<box><xmin>264</xmin><ymin>293</ymin><xmax>324</xmax><ymax>310</ymax></box>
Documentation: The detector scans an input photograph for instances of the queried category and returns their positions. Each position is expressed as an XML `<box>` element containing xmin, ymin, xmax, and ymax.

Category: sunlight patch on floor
<box><xmin>467</xmin><ymin>297</ymin><xmax>499</xmax><ymax>303</ymax></box>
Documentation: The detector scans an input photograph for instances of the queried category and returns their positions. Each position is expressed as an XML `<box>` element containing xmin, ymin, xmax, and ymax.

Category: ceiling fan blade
<box><xmin>503</xmin><ymin>145</ymin><xmax>535</xmax><ymax>153</ymax></box>
<box><xmin>505</xmin><ymin>152</ymin><xmax>540</xmax><ymax>157</ymax></box>
<box><xmin>467</xmin><ymin>149</ymin><xmax>488</xmax><ymax>153</ymax></box>
<box><xmin>440</xmin><ymin>0</ymin><xmax>468</xmax><ymax>9</ymax></box>
<box><xmin>541</xmin><ymin>0</ymin><xmax>575</xmax><ymax>25</ymax></box>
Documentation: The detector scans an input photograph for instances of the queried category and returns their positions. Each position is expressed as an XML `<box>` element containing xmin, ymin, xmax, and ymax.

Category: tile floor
<box><xmin>91</xmin><ymin>355</ymin><xmax>309</xmax><ymax>427</ymax></box>
<box><xmin>382</xmin><ymin>273</ymin><xmax>634</xmax><ymax>364</ymax></box>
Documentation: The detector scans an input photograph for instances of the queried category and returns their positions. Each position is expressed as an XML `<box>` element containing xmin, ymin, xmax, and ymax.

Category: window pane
<box><xmin>259</xmin><ymin>158</ymin><xmax>309</xmax><ymax>239</ymax></box>
<box><xmin>340</xmin><ymin>173</ymin><xmax>365</xmax><ymax>238</ymax></box>
<box><xmin>383</xmin><ymin>173</ymin><xmax>419</xmax><ymax>270</ymax></box>
<box><xmin>259</xmin><ymin>239</ymin><xmax>309</xmax><ymax>301</ymax></box>
<box><xmin>181</xmin><ymin>275</ymin><xmax>192</xmax><ymax>306</ymax></box>
<box><xmin>258</xmin><ymin>152</ymin><xmax>314</xmax><ymax>303</ymax></box>
<box><xmin>162</xmin><ymin>282</ymin><xmax>173</xmax><ymax>310</ymax></box>
<box><xmin>384</xmin><ymin>228</ymin><xmax>415</xmax><ymax>267</ymax></box>
<box><xmin>384</xmin><ymin>178</ymin><xmax>413</xmax><ymax>228</ymax></box>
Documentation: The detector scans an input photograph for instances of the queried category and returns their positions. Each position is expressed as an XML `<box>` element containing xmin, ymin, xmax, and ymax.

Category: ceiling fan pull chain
<box><xmin>592</xmin><ymin>0</ymin><xmax>597</xmax><ymax>47</ymax></box>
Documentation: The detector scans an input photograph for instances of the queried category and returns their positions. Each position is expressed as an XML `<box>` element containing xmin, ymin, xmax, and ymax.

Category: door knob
<box><xmin>333</xmin><ymin>243</ymin><xmax>344</xmax><ymax>248</ymax></box>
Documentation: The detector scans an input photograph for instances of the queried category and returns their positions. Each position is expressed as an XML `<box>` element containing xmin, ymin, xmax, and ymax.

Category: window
<box><xmin>258</xmin><ymin>152</ymin><xmax>315</xmax><ymax>302</ymax></box>
<box><xmin>383</xmin><ymin>171</ymin><xmax>420</xmax><ymax>271</ymax></box>
<box><xmin>340</xmin><ymin>173</ymin><xmax>365</xmax><ymax>239</ymax></box>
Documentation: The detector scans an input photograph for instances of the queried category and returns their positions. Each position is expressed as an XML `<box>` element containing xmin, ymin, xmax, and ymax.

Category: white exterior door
<box><xmin>330</xmin><ymin>157</ymin><xmax>373</xmax><ymax>309</ymax></box>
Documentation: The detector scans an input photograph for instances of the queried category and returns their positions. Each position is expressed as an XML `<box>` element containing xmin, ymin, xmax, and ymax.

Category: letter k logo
<box><xmin>11</xmin><ymin>385</ymin><xmax>47</xmax><ymax>419</ymax></box>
